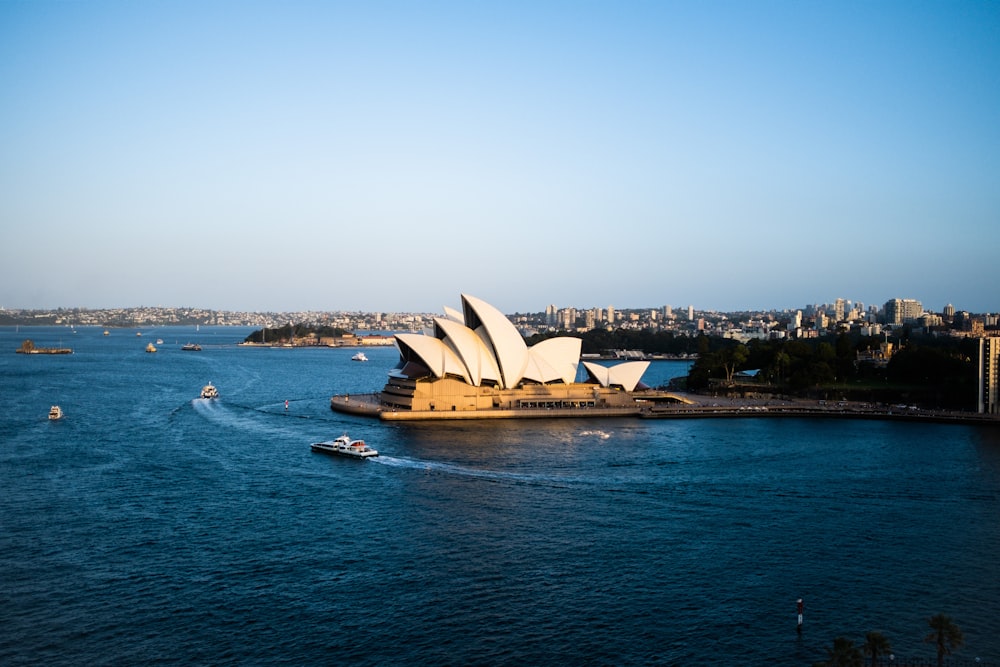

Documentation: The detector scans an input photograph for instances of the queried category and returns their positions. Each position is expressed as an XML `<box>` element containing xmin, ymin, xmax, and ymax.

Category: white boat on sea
<box><xmin>351</xmin><ymin>352</ymin><xmax>368</xmax><ymax>362</ymax></box>
<box><xmin>200</xmin><ymin>383</ymin><xmax>219</xmax><ymax>399</ymax></box>
<box><xmin>311</xmin><ymin>433</ymin><xmax>378</xmax><ymax>459</ymax></box>
<box><xmin>49</xmin><ymin>405</ymin><xmax>63</xmax><ymax>420</ymax></box>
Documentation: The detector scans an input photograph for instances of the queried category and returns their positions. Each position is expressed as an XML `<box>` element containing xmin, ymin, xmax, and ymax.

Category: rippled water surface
<box><xmin>2</xmin><ymin>326</ymin><xmax>999</xmax><ymax>665</ymax></box>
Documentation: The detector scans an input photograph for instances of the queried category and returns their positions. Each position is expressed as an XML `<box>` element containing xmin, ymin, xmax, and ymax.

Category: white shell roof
<box><xmin>391</xmin><ymin>294</ymin><xmax>648</xmax><ymax>392</ymax></box>
<box><xmin>582</xmin><ymin>360</ymin><xmax>650</xmax><ymax>391</ymax></box>
<box><xmin>523</xmin><ymin>337</ymin><xmax>581</xmax><ymax>385</ymax></box>
<box><xmin>433</xmin><ymin>316</ymin><xmax>501</xmax><ymax>386</ymax></box>
<box><xmin>394</xmin><ymin>333</ymin><xmax>467</xmax><ymax>381</ymax></box>
<box><xmin>461</xmin><ymin>294</ymin><xmax>528</xmax><ymax>388</ymax></box>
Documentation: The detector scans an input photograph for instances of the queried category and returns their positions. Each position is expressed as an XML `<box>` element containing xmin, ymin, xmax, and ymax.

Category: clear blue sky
<box><xmin>2</xmin><ymin>1</ymin><xmax>998</xmax><ymax>315</ymax></box>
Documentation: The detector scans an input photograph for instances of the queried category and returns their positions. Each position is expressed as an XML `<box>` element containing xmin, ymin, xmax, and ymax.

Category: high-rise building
<box><xmin>546</xmin><ymin>304</ymin><xmax>557</xmax><ymax>328</ymax></box>
<box><xmin>664</xmin><ymin>305</ymin><xmax>673</xmax><ymax>320</ymax></box>
<box><xmin>688</xmin><ymin>305</ymin><xmax>694</xmax><ymax>321</ymax></box>
<box><xmin>884</xmin><ymin>298</ymin><xmax>924</xmax><ymax>325</ymax></box>
<box><xmin>834</xmin><ymin>298</ymin><xmax>846</xmax><ymax>322</ymax></box>
<box><xmin>979</xmin><ymin>337</ymin><xmax>1000</xmax><ymax>414</ymax></box>
<box><xmin>607</xmin><ymin>305</ymin><xmax>615</xmax><ymax>324</ymax></box>
<box><xmin>944</xmin><ymin>303</ymin><xmax>955</xmax><ymax>320</ymax></box>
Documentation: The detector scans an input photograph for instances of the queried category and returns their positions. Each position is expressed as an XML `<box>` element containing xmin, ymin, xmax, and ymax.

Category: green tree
<box><xmin>721</xmin><ymin>343</ymin><xmax>749</xmax><ymax>383</ymax></box>
<box><xmin>815</xmin><ymin>636</ymin><xmax>863</xmax><ymax>667</ymax></box>
<box><xmin>925</xmin><ymin>613</ymin><xmax>963</xmax><ymax>667</ymax></box>
<box><xmin>862</xmin><ymin>631</ymin><xmax>891</xmax><ymax>666</ymax></box>
<box><xmin>771</xmin><ymin>350</ymin><xmax>791</xmax><ymax>384</ymax></box>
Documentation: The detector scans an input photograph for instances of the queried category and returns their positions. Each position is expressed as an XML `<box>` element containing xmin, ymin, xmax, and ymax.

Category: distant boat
<box><xmin>103</xmin><ymin>330</ymin><xmax>110</xmax><ymax>336</ymax></box>
<box><xmin>146</xmin><ymin>342</ymin><xmax>157</xmax><ymax>353</ymax></box>
<box><xmin>156</xmin><ymin>339</ymin><xmax>163</xmax><ymax>345</ymax></box>
<box><xmin>200</xmin><ymin>383</ymin><xmax>219</xmax><ymax>399</ymax></box>
<box><xmin>49</xmin><ymin>405</ymin><xmax>63</xmax><ymax>420</ymax></box>
<box><xmin>181</xmin><ymin>343</ymin><xmax>202</xmax><ymax>351</ymax></box>
<box><xmin>351</xmin><ymin>351</ymin><xmax>368</xmax><ymax>362</ymax></box>
<box><xmin>136</xmin><ymin>332</ymin><xmax>142</xmax><ymax>337</ymax></box>
<box><xmin>311</xmin><ymin>433</ymin><xmax>378</xmax><ymax>459</ymax></box>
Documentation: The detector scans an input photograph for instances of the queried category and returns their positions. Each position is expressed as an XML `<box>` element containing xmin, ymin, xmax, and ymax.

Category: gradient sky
<box><xmin>2</xmin><ymin>1</ymin><xmax>998</xmax><ymax>315</ymax></box>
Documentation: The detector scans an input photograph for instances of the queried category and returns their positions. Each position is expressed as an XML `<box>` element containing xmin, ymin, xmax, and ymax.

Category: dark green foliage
<box><xmin>244</xmin><ymin>324</ymin><xmax>349</xmax><ymax>343</ymax></box>
<box><xmin>814</xmin><ymin>637</ymin><xmax>863</xmax><ymax>667</ymax></box>
<box><xmin>684</xmin><ymin>332</ymin><xmax>978</xmax><ymax>408</ymax></box>
<box><xmin>925</xmin><ymin>614</ymin><xmax>964</xmax><ymax>667</ymax></box>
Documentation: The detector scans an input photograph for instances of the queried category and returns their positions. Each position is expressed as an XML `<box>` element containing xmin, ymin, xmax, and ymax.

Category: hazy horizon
<box><xmin>0</xmin><ymin>294</ymin><xmax>989</xmax><ymax>317</ymax></box>
<box><xmin>3</xmin><ymin>2</ymin><xmax>998</xmax><ymax>315</ymax></box>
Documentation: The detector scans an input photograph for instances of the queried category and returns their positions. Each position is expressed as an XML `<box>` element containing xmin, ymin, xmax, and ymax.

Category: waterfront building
<box><xmin>979</xmin><ymin>337</ymin><xmax>1000</xmax><ymax>414</ymax></box>
<box><xmin>341</xmin><ymin>294</ymin><xmax>654</xmax><ymax>420</ymax></box>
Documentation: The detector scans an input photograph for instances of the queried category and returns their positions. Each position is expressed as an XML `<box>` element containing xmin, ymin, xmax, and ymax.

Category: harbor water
<box><xmin>2</xmin><ymin>326</ymin><xmax>999</xmax><ymax>665</ymax></box>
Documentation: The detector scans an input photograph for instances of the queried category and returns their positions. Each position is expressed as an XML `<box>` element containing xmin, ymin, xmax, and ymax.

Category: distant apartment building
<box><xmin>979</xmin><ymin>337</ymin><xmax>1000</xmax><ymax>414</ymax></box>
<box><xmin>883</xmin><ymin>298</ymin><xmax>923</xmax><ymax>325</ymax></box>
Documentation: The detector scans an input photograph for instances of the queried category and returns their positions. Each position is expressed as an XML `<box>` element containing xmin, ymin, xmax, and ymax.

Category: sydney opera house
<box><xmin>331</xmin><ymin>293</ymin><xmax>669</xmax><ymax>421</ymax></box>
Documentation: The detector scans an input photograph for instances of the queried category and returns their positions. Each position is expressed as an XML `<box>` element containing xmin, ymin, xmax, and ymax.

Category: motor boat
<box><xmin>311</xmin><ymin>433</ymin><xmax>378</xmax><ymax>459</ymax></box>
<box><xmin>200</xmin><ymin>383</ymin><xmax>219</xmax><ymax>399</ymax></box>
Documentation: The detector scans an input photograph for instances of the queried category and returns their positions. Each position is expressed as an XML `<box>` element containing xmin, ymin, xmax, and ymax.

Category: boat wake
<box><xmin>372</xmin><ymin>455</ymin><xmax>589</xmax><ymax>488</ymax></box>
<box><xmin>190</xmin><ymin>397</ymin><xmax>309</xmax><ymax>438</ymax></box>
<box><xmin>578</xmin><ymin>429</ymin><xmax>611</xmax><ymax>440</ymax></box>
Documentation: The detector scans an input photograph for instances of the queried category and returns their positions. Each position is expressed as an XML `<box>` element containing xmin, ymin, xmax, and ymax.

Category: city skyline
<box><xmin>1</xmin><ymin>292</ymin><xmax>994</xmax><ymax>321</ymax></box>
<box><xmin>2</xmin><ymin>2</ymin><xmax>998</xmax><ymax>315</ymax></box>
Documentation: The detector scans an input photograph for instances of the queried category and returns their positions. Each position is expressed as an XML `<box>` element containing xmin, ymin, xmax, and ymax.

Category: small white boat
<box><xmin>311</xmin><ymin>433</ymin><xmax>378</xmax><ymax>459</ymax></box>
<box><xmin>351</xmin><ymin>352</ymin><xmax>368</xmax><ymax>362</ymax></box>
<box><xmin>49</xmin><ymin>405</ymin><xmax>63</xmax><ymax>420</ymax></box>
<box><xmin>200</xmin><ymin>383</ymin><xmax>219</xmax><ymax>399</ymax></box>
<box><xmin>146</xmin><ymin>342</ymin><xmax>157</xmax><ymax>353</ymax></box>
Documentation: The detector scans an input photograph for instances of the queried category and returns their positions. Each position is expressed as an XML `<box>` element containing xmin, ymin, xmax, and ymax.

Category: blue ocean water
<box><xmin>1</xmin><ymin>326</ymin><xmax>999</xmax><ymax>666</ymax></box>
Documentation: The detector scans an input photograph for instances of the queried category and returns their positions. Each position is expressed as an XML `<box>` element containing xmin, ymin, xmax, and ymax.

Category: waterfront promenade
<box><xmin>332</xmin><ymin>392</ymin><xmax>1000</xmax><ymax>426</ymax></box>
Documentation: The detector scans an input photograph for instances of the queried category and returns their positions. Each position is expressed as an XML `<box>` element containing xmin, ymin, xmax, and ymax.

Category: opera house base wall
<box><xmin>330</xmin><ymin>377</ymin><xmax>663</xmax><ymax>421</ymax></box>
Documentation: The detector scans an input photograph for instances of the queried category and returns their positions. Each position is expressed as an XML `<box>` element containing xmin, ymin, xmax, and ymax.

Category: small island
<box><xmin>241</xmin><ymin>324</ymin><xmax>394</xmax><ymax>349</ymax></box>
<box><xmin>15</xmin><ymin>339</ymin><xmax>72</xmax><ymax>355</ymax></box>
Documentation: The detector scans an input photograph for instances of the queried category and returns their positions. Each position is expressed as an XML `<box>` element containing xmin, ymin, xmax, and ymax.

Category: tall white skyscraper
<box><xmin>979</xmin><ymin>337</ymin><xmax>1000</xmax><ymax>414</ymax></box>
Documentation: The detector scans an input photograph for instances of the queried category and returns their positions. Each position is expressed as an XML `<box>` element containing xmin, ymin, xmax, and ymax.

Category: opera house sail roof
<box><xmin>389</xmin><ymin>293</ymin><xmax>648</xmax><ymax>392</ymax></box>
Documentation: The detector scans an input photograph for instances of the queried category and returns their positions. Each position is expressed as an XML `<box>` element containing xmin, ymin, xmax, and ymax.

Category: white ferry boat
<box><xmin>200</xmin><ymin>383</ymin><xmax>219</xmax><ymax>399</ymax></box>
<box><xmin>351</xmin><ymin>352</ymin><xmax>368</xmax><ymax>362</ymax></box>
<box><xmin>311</xmin><ymin>433</ymin><xmax>378</xmax><ymax>459</ymax></box>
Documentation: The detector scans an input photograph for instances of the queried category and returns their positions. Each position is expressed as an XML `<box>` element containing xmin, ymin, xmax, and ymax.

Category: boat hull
<box><xmin>310</xmin><ymin>442</ymin><xmax>378</xmax><ymax>459</ymax></box>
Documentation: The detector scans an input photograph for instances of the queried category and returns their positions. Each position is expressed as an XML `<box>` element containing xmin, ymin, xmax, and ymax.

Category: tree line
<box><xmin>528</xmin><ymin>328</ymin><xmax>981</xmax><ymax>409</ymax></box>
<box><xmin>244</xmin><ymin>324</ymin><xmax>350</xmax><ymax>344</ymax></box>
<box><xmin>815</xmin><ymin>613</ymin><xmax>966</xmax><ymax>666</ymax></box>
